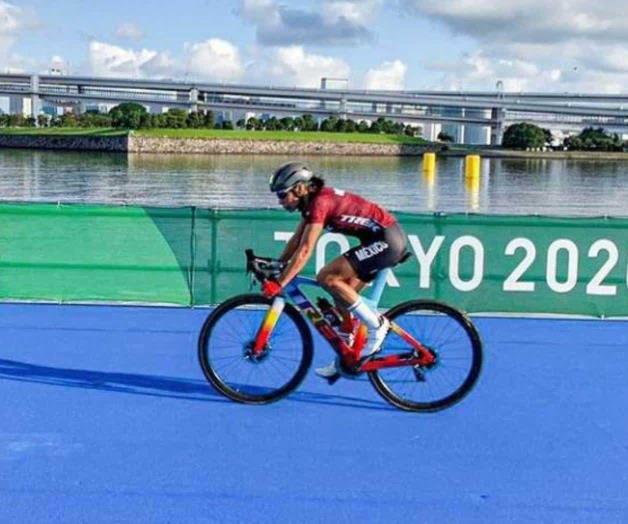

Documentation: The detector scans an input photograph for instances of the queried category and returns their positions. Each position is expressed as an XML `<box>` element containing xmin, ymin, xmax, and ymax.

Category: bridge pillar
<box><xmin>76</xmin><ymin>85</ymin><xmax>86</xmax><ymax>114</ymax></box>
<box><xmin>490</xmin><ymin>107</ymin><xmax>505</xmax><ymax>145</ymax></box>
<box><xmin>190</xmin><ymin>88</ymin><xmax>199</xmax><ymax>112</ymax></box>
<box><xmin>30</xmin><ymin>74</ymin><xmax>41</xmax><ymax>120</ymax></box>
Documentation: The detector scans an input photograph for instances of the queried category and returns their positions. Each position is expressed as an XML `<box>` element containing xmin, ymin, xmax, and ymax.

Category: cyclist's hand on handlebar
<box><xmin>261</xmin><ymin>280</ymin><xmax>283</xmax><ymax>299</ymax></box>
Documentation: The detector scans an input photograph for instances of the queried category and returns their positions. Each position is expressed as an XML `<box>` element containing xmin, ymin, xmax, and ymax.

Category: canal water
<box><xmin>0</xmin><ymin>149</ymin><xmax>626</xmax><ymax>216</ymax></box>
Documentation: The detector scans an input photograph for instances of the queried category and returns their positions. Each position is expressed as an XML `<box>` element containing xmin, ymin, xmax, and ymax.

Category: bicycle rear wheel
<box><xmin>198</xmin><ymin>294</ymin><xmax>313</xmax><ymax>404</ymax></box>
<box><xmin>368</xmin><ymin>300</ymin><xmax>482</xmax><ymax>412</ymax></box>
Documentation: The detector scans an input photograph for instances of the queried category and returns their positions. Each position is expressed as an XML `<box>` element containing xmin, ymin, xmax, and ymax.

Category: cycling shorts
<box><xmin>343</xmin><ymin>223</ymin><xmax>407</xmax><ymax>282</ymax></box>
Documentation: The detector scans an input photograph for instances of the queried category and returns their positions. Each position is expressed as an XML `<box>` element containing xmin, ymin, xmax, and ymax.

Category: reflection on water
<box><xmin>0</xmin><ymin>148</ymin><xmax>626</xmax><ymax>216</ymax></box>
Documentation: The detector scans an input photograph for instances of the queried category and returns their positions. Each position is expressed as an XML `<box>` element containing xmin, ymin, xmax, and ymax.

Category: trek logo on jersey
<box><xmin>339</xmin><ymin>215</ymin><xmax>382</xmax><ymax>232</ymax></box>
<box><xmin>355</xmin><ymin>241</ymin><xmax>389</xmax><ymax>261</ymax></box>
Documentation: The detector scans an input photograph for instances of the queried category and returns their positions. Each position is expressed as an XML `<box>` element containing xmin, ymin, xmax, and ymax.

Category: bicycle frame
<box><xmin>252</xmin><ymin>268</ymin><xmax>436</xmax><ymax>373</ymax></box>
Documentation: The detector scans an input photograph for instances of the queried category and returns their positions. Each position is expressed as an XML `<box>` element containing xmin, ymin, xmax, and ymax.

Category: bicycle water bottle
<box><xmin>316</xmin><ymin>297</ymin><xmax>342</xmax><ymax>327</ymax></box>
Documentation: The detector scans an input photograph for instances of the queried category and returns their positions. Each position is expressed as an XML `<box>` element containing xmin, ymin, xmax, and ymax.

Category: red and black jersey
<box><xmin>302</xmin><ymin>187</ymin><xmax>397</xmax><ymax>241</ymax></box>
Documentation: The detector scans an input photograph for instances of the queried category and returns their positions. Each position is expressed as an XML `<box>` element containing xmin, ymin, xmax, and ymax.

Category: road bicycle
<box><xmin>198</xmin><ymin>249</ymin><xmax>483</xmax><ymax>412</ymax></box>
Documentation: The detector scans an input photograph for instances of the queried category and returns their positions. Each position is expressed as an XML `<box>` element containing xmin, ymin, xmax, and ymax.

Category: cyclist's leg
<box><xmin>316</xmin><ymin>255</ymin><xmax>363</xmax><ymax>306</ymax></box>
<box><xmin>317</xmin><ymin>259</ymin><xmax>364</xmax><ymax>335</ymax></box>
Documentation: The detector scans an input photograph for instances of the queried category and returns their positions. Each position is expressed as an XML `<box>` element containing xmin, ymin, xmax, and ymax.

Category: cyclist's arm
<box><xmin>277</xmin><ymin>222</ymin><xmax>323</xmax><ymax>288</ymax></box>
<box><xmin>279</xmin><ymin>218</ymin><xmax>306</xmax><ymax>263</ymax></box>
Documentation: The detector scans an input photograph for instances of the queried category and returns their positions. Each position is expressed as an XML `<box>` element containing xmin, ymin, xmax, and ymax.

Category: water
<box><xmin>0</xmin><ymin>149</ymin><xmax>626</xmax><ymax>216</ymax></box>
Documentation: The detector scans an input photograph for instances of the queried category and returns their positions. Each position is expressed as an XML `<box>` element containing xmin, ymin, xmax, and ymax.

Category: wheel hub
<box><xmin>243</xmin><ymin>341</ymin><xmax>271</xmax><ymax>363</ymax></box>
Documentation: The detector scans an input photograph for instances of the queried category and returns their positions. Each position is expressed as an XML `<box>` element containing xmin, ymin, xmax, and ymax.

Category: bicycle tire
<box><xmin>368</xmin><ymin>300</ymin><xmax>482</xmax><ymax>412</ymax></box>
<box><xmin>198</xmin><ymin>294</ymin><xmax>313</xmax><ymax>404</ymax></box>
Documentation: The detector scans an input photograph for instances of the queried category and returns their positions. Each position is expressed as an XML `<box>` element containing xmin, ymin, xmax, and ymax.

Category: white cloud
<box><xmin>364</xmin><ymin>59</ymin><xmax>406</xmax><ymax>90</ymax></box>
<box><xmin>251</xmin><ymin>45</ymin><xmax>350</xmax><ymax>87</ymax></box>
<box><xmin>0</xmin><ymin>1</ymin><xmax>23</xmax><ymax>34</ymax></box>
<box><xmin>88</xmin><ymin>38</ymin><xmax>245</xmax><ymax>82</ymax></box>
<box><xmin>88</xmin><ymin>41</ymin><xmax>174</xmax><ymax>78</ymax></box>
<box><xmin>402</xmin><ymin>0</ymin><xmax>628</xmax><ymax>92</ymax></box>
<box><xmin>183</xmin><ymin>39</ymin><xmax>244</xmax><ymax>82</ymax></box>
<box><xmin>116</xmin><ymin>22</ymin><xmax>144</xmax><ymax>41</ymax></box>
<box><xmin>0</xmin><ymin>1</ymin><xmax>29</xmax><ymax>71</ymax></box>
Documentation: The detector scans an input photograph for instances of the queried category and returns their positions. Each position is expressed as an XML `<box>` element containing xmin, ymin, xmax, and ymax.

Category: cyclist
<box><xmin>263</xmin><ymin>161</ymin><xmax>408</xmax><ymax>379</ymax></box>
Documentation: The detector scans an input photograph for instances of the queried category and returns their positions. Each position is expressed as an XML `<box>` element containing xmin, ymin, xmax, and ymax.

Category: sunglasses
<box><xmin>276</xmin><ymin>188</ymin><xmax>293</xmax><ymax>199</ymax></box>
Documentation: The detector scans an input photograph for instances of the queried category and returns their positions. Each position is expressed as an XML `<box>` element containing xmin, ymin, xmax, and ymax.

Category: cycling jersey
<box><xmin>302</xmin><ymin>186</ymin><xmax>397</xmax><ymax>242</ymax></box>
<box><xmin>302</xmin><ymin>186</ymin><xmax>407</xmax><ymax>282</ymax></box>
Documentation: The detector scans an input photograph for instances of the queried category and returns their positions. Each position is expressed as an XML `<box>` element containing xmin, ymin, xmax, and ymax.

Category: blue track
<box><xmin>1</xmin><ymin>303</ymin><xmax>627</xmax><ymax>523</ymax></box>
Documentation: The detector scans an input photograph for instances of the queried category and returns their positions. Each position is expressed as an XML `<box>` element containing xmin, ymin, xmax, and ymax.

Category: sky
<box><xmin>0</xmin><ymin>0</ymin><xmax>627</xmax><ymax>93</ymax></box>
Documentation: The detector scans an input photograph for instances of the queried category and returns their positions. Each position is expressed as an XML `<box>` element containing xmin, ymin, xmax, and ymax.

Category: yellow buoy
<box><xmin>465</xmin><ymin>154</ymin><xmax>481</xmax><ymax>178</ymax></box>
<box><xmin>423</xmin><ymin>152</ymin><xmax>436</xmax><ymax>172</ymax></box>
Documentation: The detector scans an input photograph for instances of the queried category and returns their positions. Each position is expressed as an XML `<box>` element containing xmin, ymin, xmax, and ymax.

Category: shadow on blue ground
<box><xmin>0</xmin><ymin>358</ymin><xmax>392</xmax><ymax>411</ymax></box>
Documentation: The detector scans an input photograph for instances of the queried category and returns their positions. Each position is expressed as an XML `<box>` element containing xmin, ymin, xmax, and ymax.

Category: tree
<box><xmin>279</xmin><ymin>116</ymin><xmax>295</xmax><ymax>131</ymax></box>
<box><xmin>203</xmin><ymin>110</ymin><xmax>215</xmax><ymax>129</ymax></box>
<box><xmin>437</xmin><ymin>130</ymin><xmax>454</xmax><ymax>142</ymax></box>
<box><xmin>293</xmin><ymin>116</ymin><xmax>305</xmax><ymax>131</ymax></box>
<box><xmin>301</xmin><ymin>114</ymin><xmax>318</xmax><ymax>131</ymax></box>
<box><xmin>165</xmin><ymin>108</ymin><xmax>188</xmax><ymax>128</ymax></box>
<box><xmin>246</xmin><ymin>117</ymin><xmax>262</xmax><ymax>130</ymax></box>
<box><xmin>344</xmin><ymin>119</ymin><xmax>357</xmax><ymax>133</ymax></box>
<box><xmin>357</xmin><ymin>120</ymin><xmax>369</xmax><ymax>133</ymax></box>
<box><xmin>563</xmin><ymin>127</ymin><xmax>623</xmax><ymax>152</ymax></box>
<box><xmin>264</xmin><ymin>116</ymin><xmax>280</xmax><ymax>130</ymax></box>
<box><xmin>37</xmin><ymin>114</ymin><xmax>50</xmax><ymax>128</ymax></box>
<box><xmin>186</xmin><ymin>111</ymin><xmax>204</xmax><ymax>128</ymax></box>
<box><xmin>236</xmin><ymin>118</ymin><xmax>246</xmax><ymax>129</ymax></box>
<box><xmin>502</xmin><ymin>122</ymin><xmax>546</xmax><ymax>149</ymax></box>
<box><xmin>109</xmin><ymin>102</ymin><xmax>148</xmax><ymax>128</ymax></box>
<box><xmin>221</xmin><ymin>120</ymin><xmax>234</xmax><ymax>130</ymax></box>
<box><xmin>320</xmin><ymin>116</ymin><xmax>338</xmax><ymax>132</ymax></box>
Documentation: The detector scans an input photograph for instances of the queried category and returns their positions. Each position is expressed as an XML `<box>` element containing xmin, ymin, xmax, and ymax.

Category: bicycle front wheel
<box><xmin>368</xmin><ymin>300</ymin><xmax>482</xmax><ymax>412</ymax></box>
<box><xmin>198</xmin><ymin>294</ymin><xmax>313</xmax><ymax>404</ymax></box>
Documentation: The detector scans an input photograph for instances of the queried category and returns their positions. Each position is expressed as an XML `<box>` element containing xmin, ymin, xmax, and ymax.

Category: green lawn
<box><xmin>134</xmin><ymin>128</ymin><xmax>429</xmax><ymax>145</ymax></box>
<box><xmin>0</xmin><ymin>127</ymin><xmax>429</xmax><ymax>145</ymax></box>
<box><xmin>0</xmin><ymin>127</ymin><xmax>128</xmax><ymax>136</ymax></box>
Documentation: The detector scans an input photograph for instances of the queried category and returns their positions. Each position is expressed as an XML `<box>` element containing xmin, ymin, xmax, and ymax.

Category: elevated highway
<box><xmin>1</xmin><ymin>74</ymin><xmax>626</xmax><ymax>143</ymax></box>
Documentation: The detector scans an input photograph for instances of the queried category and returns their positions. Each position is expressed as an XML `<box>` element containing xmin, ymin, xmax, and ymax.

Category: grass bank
<box><xmin>133</xmin><ymin>128</ymin><xmax>429</xmax><ymax>145</ymax></box>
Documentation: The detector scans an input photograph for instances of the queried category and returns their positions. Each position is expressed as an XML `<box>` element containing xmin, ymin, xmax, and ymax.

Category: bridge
<box><xmin>1</xmin><ymin>73</ymin><xmax>627</xmax><ymax>144</ymax></box>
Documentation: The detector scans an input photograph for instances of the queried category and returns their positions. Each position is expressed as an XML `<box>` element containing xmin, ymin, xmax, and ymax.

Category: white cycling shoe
<box><xmin>315</xmin><ymin>317</ymin><xmax>390</xmax><ymax>380</ymax></box>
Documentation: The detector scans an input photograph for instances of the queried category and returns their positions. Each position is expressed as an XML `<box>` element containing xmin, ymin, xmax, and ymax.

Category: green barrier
<box><xmin>1</xmin><ymin>203</ymin><xmax>627</xmax><ymax>316</ymax></box>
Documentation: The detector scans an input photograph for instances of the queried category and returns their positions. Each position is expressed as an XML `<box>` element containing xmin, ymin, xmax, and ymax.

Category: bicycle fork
<box><xmin>252</xmin><ymin>297</ymin><xmax>285</xmax><ymax>355</ymax></box>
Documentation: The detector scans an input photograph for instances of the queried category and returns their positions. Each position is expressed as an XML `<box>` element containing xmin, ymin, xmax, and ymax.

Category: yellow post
<box><xmin>423</xmin><ymin>152</ymin><xmax>436</xmax><ymax>172</ymax></box>
<box><xmin>465</xmin><ymin>154</ymin><xmax>480</xmax><ymax>178</ymax></box>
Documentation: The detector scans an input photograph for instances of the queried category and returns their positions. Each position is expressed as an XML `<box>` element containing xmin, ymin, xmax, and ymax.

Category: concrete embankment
<box><xmin>0</xmin><ymin>134</ymin><xmax>128</xmax><ymax>152</ymax></box>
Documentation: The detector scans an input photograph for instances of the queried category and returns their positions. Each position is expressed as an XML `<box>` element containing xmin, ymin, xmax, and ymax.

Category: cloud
<box><xmin>115</xmin><ymin>22</ymin><xmax>144</xmax><ymax>41</ymax></box>
<box><xmin>88</xmin><ymin>41</ymin><xmax>175</xmax><ymax>78</ymax></box>
<box><xmin>88</xmin><ymin>38</ymin><xmax>244</xmax><ymax>82</ymax></box>
<box><xmin>0</xmin><ymin>1</ymin><xmax>42</xmax><ymax>73</ymax></box>
<box><xmin>249</xmin><ymin>45</ymin><xmax>350</xmax><ymax>87</ymax></box>
<box><xmin>184</xmin><ymin>39</ymin><xmax>244</xmax><ymax>82</ymax></box>
<box><xmin>401</xmin><ymin>0</ymin><xmax>628</xmax><ymax>44</ymax></box>
<box><xmin>402</xmin><ymin>0</ymin><xmax>628</xmax><ymax>91</ymax></box>
<box><xmin>238</xmin><ymin>0</ymin><xmax>378</xmax><ymax>46</ymax></box>
<box><xmin>364</xmin><ymin>60</ymin><xmax>407</xmax><ymax>90</ymax></box>
<box><xmin>0</xmin><ymin>1</ymin><xmax>22</xmax><ymax>34</ymax></box>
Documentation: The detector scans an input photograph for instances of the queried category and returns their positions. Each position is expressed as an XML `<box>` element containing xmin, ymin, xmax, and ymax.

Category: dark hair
<box><xmin>309</xmin><ymin>176</ymin><xmax>325</xmax><ymax>193</ymax></box>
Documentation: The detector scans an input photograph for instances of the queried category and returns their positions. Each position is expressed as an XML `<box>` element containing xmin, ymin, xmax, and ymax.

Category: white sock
<box><xmin>348</xmin><ymin>298</ymin><xmax>381</xmax><ymax>329</ymax></box>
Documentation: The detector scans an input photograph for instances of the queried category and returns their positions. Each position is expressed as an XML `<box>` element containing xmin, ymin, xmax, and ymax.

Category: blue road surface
<box><xmin>1</xmin><ymin>303</ymin><xmax>627</xmax><ymax>523</ymax></box>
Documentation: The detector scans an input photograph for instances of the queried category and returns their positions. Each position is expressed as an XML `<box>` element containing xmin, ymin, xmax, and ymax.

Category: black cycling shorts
<box><xmin>343</xmin><ymin>223</ymin><xmax>407</xmax><ymax>282</ymax></box>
